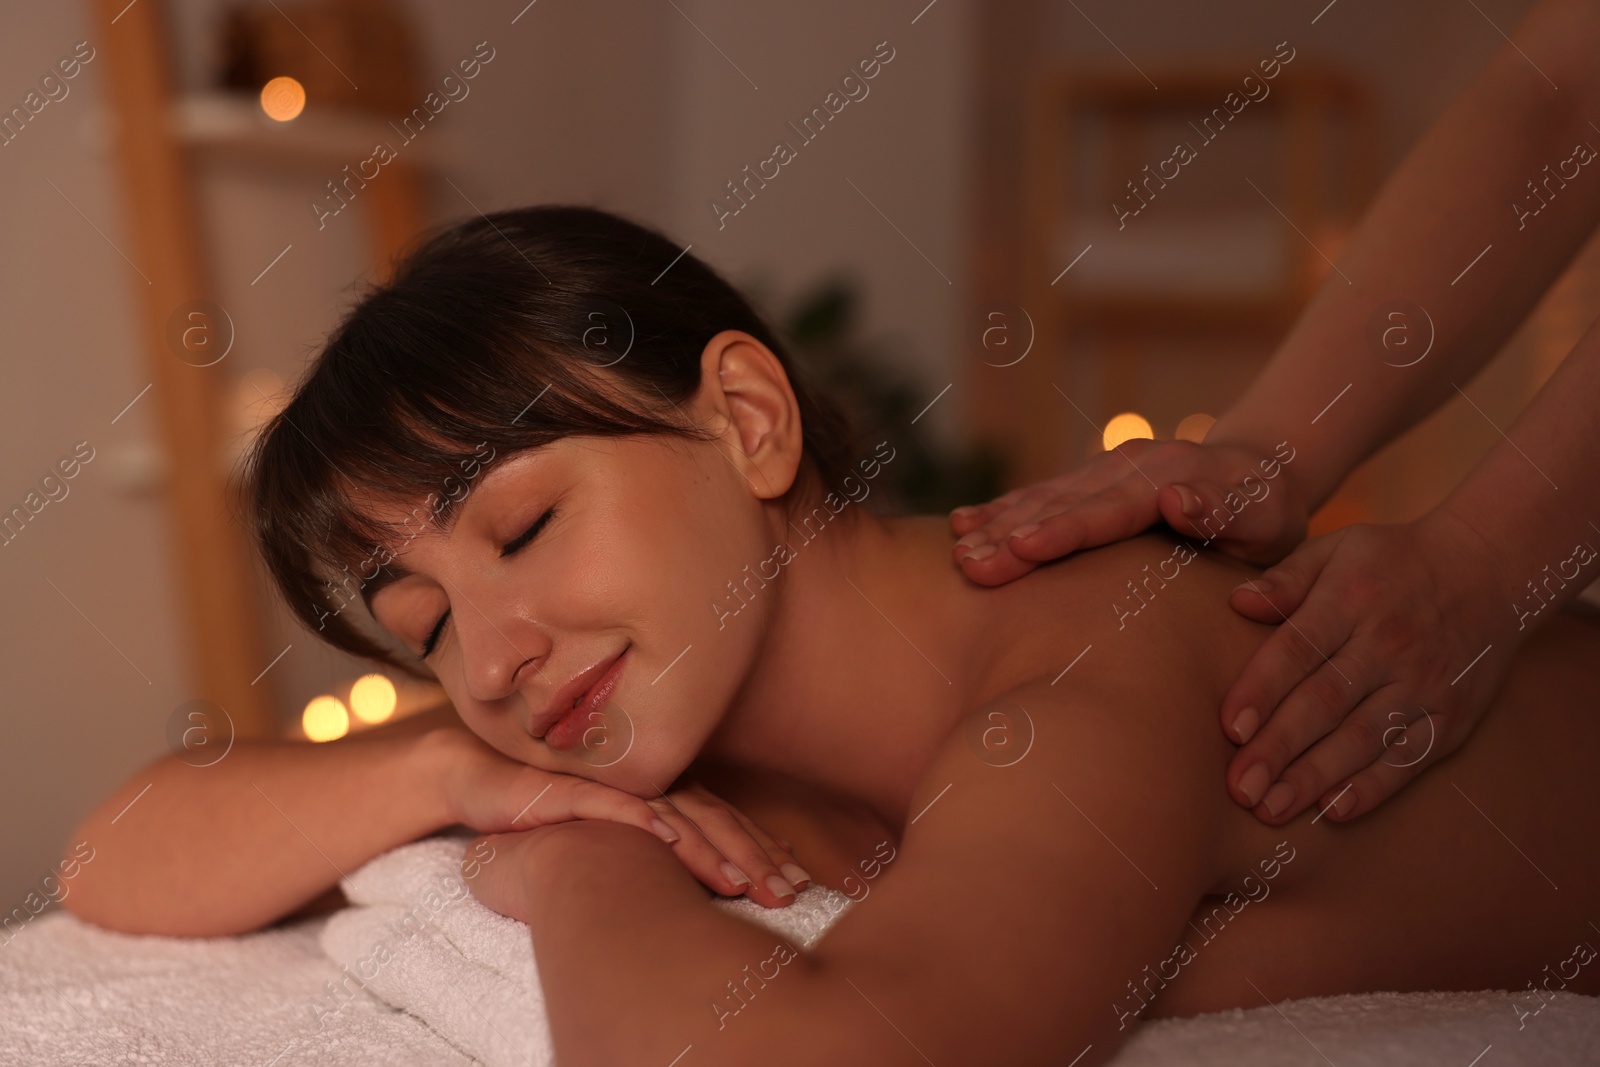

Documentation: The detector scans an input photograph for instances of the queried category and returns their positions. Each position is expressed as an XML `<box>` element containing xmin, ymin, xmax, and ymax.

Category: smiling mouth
<box><xmin>541</xmin><ymin>644</ymin><xmax>630</xmax><ymax>751</ymax></box>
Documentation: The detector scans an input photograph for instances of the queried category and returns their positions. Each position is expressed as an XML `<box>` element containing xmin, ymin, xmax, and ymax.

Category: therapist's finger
<box><xmin>949</xmin><ymin>494</ymin><xmax>1016</xmax><ymax>537</ymax></box>
<box><xmin>954</xmin><ymin>492</ymin><xmax>1053</xmax><ymax>557</ymax></box>
<box><xmin>1314</xmin><ymin>711</ymin><xmax>1449</xmax><ymax>822</ymax></box>
<box><xmin>1228</xmin><ymin>530</ymin><xmax>1344</xmax><ymax>624</ymax></box>
<box><xmin>1006</xmin><ymin>482</ymin><xmax>1162</xmax><ymax>562</ymax></box>
<box><xmin>1240</xmin><ymin>685</ymin><xmax>1410</xmax><ymax>825</ymax></box>
<box><xmin>1219</xmin><ymin>581</ymin><xmax>1358</xmax><ymax>749</ymax></box>
<box><xmin>1155</xmin><ymin>481</ymin><xmax>1307</xmax><ymax>566</ymax></box>
<box><xmin>1226</xmin><ymin>645</ymin><xmax>1365</xmax><ymax>815</ymax></box>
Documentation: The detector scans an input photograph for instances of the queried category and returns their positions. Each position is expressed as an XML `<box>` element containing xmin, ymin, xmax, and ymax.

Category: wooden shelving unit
<box><xmin>970</xmin><ymin>62</ymin><xmax>1376</xmax><ymax>485</ymax></box>
<box><xmin>90</xmin><ymin>0</ymin><xmax>430</xmax><ymax>738</ymax></box>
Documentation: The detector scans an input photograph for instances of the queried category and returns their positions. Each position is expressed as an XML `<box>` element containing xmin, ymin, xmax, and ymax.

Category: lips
<box><xmin>535</xmin><ymin>645</ymin><xmax>629</xmax><ymax>752</ymax></box>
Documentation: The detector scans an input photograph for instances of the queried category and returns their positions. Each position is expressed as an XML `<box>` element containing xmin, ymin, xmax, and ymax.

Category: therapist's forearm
<box><xmin>1209</xmin><ymin>0</ymin><xmax>1600</xmax><ymax>512</ymax></box>
<box><xmin>1429</xmin><ymin>314</ymin><xmax>1600</xmax><ymax>630</ymax></box>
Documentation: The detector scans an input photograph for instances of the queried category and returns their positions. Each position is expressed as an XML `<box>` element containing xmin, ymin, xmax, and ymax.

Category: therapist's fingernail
<box><xmin>1232</xmin><ymin>707</ymin><xmax>1259</xmax><ymax>744</ymax></box>
<box><xmin>1237</xmin><ymin>763</ymin><xmax>1270</xmax><ymax>806</ymax></box>
<box><xmin>765</xmin><ymin>874</ymin><xmax>797</xmax><ymax>898</ymax></box>
<box><xmin>1330</xmin><ymin>788</ymin><xmax>1357</xmax><ymax>818</ymax></box>
<box><xmin>1174</xmin><ymin>484</ymin><xmax>1201</xmax><ymax>517</ymax></box>
<box><xmin>1261</xmin><ymin>782</ymin><xmax>1294</xmax><ymax>817</ymax></box>
<box><xmin>651</xmin><ymin>818</ymin><xmax>680</xmax><ymax>842</ymax></box>
<box><xmin>780</xmin><ymin>862</ymin><xmax>811</xmax><ymax>888</ymax></box>
<box><xmin>1011</xmin><ymin>522</ymin><xmax>1041</xmax><ymax>540</ymax></box>
<box><xmin>964</xmin><ymin>543</ymin><xmax>997</xmax><ymax>561</ymax></box>
<box><xmin>1234</xmin><ymin>577</ymin><xmax>1273</xmax><ymax>597</ymax></box>
<box><xmin>721</xmin><ymin>862</ymin><xmax>751</xmax><ymax>887</ymax></box>
<box><xmin>951</xmin><ymin>505</ymin><xmax>978</xmax><ymax>519</ymax></box>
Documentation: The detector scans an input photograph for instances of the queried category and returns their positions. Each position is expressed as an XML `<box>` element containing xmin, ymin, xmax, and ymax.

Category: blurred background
<box><xmin>2</xmin><ymin>0</ymin><xmax>1589</xmax><ymax>910</ymax></box>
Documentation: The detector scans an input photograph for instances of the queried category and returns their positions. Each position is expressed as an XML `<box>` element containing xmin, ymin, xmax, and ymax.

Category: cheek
<box><xmin>580</xmin><ymin>445</ymin><xmax>777</xmax><ymax>775</ymax></box>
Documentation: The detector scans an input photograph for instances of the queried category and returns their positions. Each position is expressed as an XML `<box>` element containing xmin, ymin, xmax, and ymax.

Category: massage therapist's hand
<box><xmin>435</xmin><ymin>728</ymin><xmax>808</xmax><ymax>908</ymax></box>
<box><xmin>1220</xmin><ymin>509</ymin><xmax>1520</xmax><ymax>825</ymax></box>
<box><xmin>949</xmin><ymin>437</ymin><xmax>1310</xmax><ymax>585</ymax></box>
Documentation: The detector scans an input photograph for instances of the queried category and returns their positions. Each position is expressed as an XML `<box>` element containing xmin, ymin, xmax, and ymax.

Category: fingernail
<box><xmin>1234</xmin><ymin>577</ymin><xmax>1273</xmax><ymax>596</ymax></box>
<box><xmin>955</xmin><ymin>533</ymin><xmax>987</xmax><ymax>551</ymax></box>
<box><xmin>1175</xmin><ymin>484</ymin><xmax>1201</xmax><ymax>517</ymax></box>
<box><xmin>1231</xmin><ymin>706</ymin><xmax>1259</xmax><ymax>744</ymax></box>
<box><xmin>1261</xmin><ymin>781</ymin><xmax>1294</xmax><ymax>817</ymax></box>
<box><xmin>765</xmin><ymin>874</ymin><xmax>797</xmax><ymax>898</ymax></box>
<box><xmin>651</xmin><ymin>818</ymin><xmax>680</xmax><ymax>842</ymax></box>
<box><xmin>1237</xmin><ymin>763</ymin><xmax>1270</xmax><ymax>806</ymax></box>
<box><xmin>1331</xmin><ymin>788</ymin><xmax>1356</xmax><ymax>817</ymax></box>
<box><xmin>1011</xmin><ymin>522</ymin><xmax>1040</xmax><ymax>540</ymax></box>
<box><xmin>780</xmin><ymin>862</ymin><xmax>811</xmax><ymax>888</ymax></box>
<box><xmin>720</xmin><ymin>862</ymin><xmax>751</xmax><ymax>887</ymax></box>
<box><xmin>964</xmin><ymin>543</ymin><xmax>997</xmax><ymax>561</ymax></box>
<box><xmin>950</xmin><ymin>505</ymin><xmax>977</xmax><ymax>518</ymax></box>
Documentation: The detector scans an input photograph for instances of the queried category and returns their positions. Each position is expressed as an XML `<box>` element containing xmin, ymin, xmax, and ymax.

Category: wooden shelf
<box><xmin>171</xmin><ymin>92</ymin><xmax>437</xmax><ymax>170</ymax></box>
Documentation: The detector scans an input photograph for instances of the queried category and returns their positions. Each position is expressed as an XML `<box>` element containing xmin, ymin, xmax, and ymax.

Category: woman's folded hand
<box><xmin>1220</xmin><ymin>508</ymin><xmax>1521</xmax><ymax>824</ymax></box>
<box><xmin>434</xmin><ymin>728</ymin><xmax>808</xmax><ymax>907</ymax></box>
<box><xmin>948</xmin><ymin>437</ymin><xmax>1311</xmax><ymax>583</ymax></box>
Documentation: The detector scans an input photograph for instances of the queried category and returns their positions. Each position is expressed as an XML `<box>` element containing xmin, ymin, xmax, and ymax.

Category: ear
<box><xmin>693</xmin><ymin>330</ymin><xmax>803</xmax><ymax>500</ymax></box>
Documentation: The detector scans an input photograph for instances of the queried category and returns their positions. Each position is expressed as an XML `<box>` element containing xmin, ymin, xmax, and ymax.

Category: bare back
<box><xmin>703</xmin><ymin>525</ymin><xmax>1600</xmax><ymax>1023</ymax></box>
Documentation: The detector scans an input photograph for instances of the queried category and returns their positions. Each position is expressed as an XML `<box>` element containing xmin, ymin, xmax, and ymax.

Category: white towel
<box><xmin>0</xmin><ymin>906</ymin><xmax>471</xmax><ymax>1066</ymax></box>
<box><xmin>321</xmin><ymin>832</ymin><xmax>1600</xmax><ymax>1066</ymax></box>
<box><xmin>318</xmin><ymin>829</ymin><xmax>854</xmax><ymax>1067</ymax></box>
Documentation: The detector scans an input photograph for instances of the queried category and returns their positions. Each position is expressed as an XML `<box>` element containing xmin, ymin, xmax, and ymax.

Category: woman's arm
<box><xmin>1210</xmin><ymin>0</ymin><xmax>1600</xmax><ymax>513</ymax></box>
<box><xmin>955</xmin><ymin>0</ymin><xmax>1600</xmax><ymax>580</ymax></box>
<box><xmin>63</xmin><ymin>723</ymin><xmax>464</xmax><ymax>937</ymax></box>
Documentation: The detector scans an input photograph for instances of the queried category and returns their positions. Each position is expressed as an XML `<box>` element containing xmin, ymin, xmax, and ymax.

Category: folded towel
<box><xmin>321</xmin><ymin>832</ymin><xmax>1600</xmax><ymax>1067</ymax></box>
<box><xmin>0</xmin><ymin>906</ymin><xmax>472</xmax><ymax>1066</ymax></box>
<box><xmin>318</xmin><ymin>829</ymin><xmax>855</xmax><ymax>1066</ymax></box>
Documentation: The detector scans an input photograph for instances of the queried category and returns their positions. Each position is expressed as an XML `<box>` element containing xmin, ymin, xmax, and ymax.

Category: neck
<box><xmin>700</xmin><ymin>505</ymin><xmax>991</xmax><ymax>829</ymax></box>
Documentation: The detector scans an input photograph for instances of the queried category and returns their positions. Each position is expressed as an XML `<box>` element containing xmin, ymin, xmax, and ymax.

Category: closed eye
<box><xmin>500</xmin><ymin>506</ymin><xmax>555</xmax><ymax>557</ymax></box>
<box><xmin>419</xmin><ymin>611</ymin><xmax>449</xmax><ymax>659</ymax></box>
<box><xmin>419</xmin><ymin>507</ymin><xmax>554</xmax><ymax>659</ymax></box>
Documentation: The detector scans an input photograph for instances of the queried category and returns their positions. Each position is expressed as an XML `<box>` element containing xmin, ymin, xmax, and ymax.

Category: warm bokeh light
<box><xmin>259</xmin><ymin>76</ymin><xmax>306</xmax><ymax>122</ymax></box>
<box><xmin>349</xmin><ymin>673</ymin><xmax>398</xmax><ymax>724</ymax></box>
<box><xmin>1102</xmin><ymin>412</ymin><xmax>1154</xmax><ymax>451</ymax></box>
<box><xmin>1175</xmin><ymin>413</ymin><xmax>1216</xmax><ymax>443</ymax></box>
<box><xmin>302</xmin><ymin>695</ymin><xmax>349</xmax><ymax>742</ymax></box>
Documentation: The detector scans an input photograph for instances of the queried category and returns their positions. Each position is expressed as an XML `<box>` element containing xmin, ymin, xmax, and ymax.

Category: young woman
<box><xmin>67</xmin><ymin>207</ymin><xmax>1600</xmax><ymax>1067</ymax></box>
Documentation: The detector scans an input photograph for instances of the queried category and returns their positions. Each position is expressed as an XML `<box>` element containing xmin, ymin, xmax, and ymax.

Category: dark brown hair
<box><xmin>243</xmin><ymin>204</ymin><xmax>858</xmax><ymax>672</ymax></box>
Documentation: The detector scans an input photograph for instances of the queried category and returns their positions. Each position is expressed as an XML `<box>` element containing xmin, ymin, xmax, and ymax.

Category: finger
<box><xmin>954</xmin><ymin>492</ymin><xmax>1062</xmax><ymax>558</ymax></box>
<box><xmin>717</xmin><ymin>803</ymin><xmax>811</xmax><ymax>889</ymax></box>
<box><xmin>527</xmin><ymin>775</ymin><xmax>681</xmax><ymax>844</ymax></box>
<box><xmin>1006</xmin><ymin>480</ymin><xmax>1164</xmax><ymax>563</ymax></box>
<box><xmin>1228</xmin><ymin>644</ymin><xmax>1369</xmax><ymax>816</ymax></box>
<box><xmin>955</xmin><ymin>537</ymin><xmax>1043</xmax><ymax>586</ymax></box>
<box><xmin>1241</xmin><ymin>687</ymin><xmax>1410</xmax><ymax>825</ymax></box>
<box><xmin>1314</xmin><ymin>711</ymin><xmax>1448</xmax><ymax>822</ymax></box>
<box><xmin>1227</xmin><ymin>532</ymin><xmax>1344</xmax><ymax>624</ymax></box>
<box><xmin>949</xmin><ymin>501</ymin><xmax>1004</xmax><ymax>536</ymax></box>
<box><xmin>1219</xmin><ymin>594</ymin><xmax>1359</xmax><ymax>760</ymax></box>
<box><xmin>949</xmin><ymin>487</ymin><xmax>1033</xmax><ymax>539</ymax></box>
<box><xmin>1163</xmin><ymin>480</ymin><xmax>1305</xmax><ymax>564</ymax></box>
<box><xmin>648</xmin><ymin>794</ymin><xmax>799</xmax><ymax>907</ymax></box>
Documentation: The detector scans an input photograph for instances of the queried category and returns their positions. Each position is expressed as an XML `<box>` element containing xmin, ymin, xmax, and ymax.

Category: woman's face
<box><xmin>365</xmin><ymin>431</ymin><xmax>782</xmax><ymax>796</ymax></box>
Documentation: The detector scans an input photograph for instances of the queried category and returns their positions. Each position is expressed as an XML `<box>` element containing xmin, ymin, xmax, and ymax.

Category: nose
<box><xmin>447</xmin><ymin>582</ymin><xmax>551</xmax><ymax>705</ymax></box>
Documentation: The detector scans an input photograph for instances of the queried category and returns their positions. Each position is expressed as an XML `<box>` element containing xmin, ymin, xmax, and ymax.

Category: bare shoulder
<box><xmin>796</xmin><ymin>531</ymin><xmax>1291</xmax><ymax>1060</ymax></box>
<box><xmin>975</xmin><ymin>528</ymin><xmax>1275</xmax><ymax>712</ymax></box>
